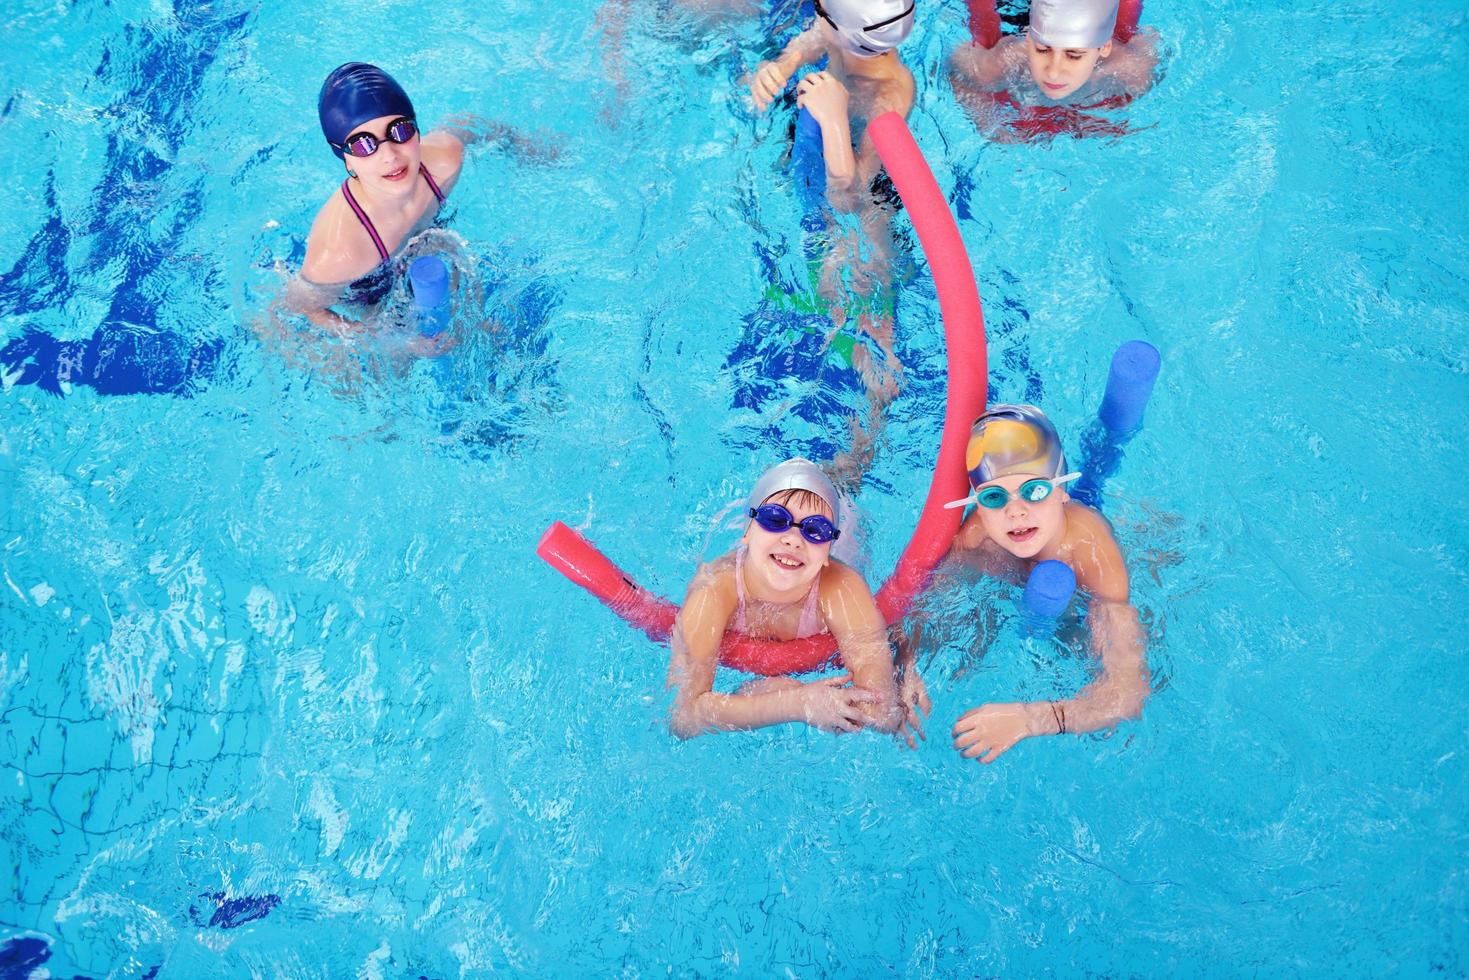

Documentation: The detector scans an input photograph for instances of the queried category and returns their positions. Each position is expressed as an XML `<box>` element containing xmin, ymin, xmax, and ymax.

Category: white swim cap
<box><xmin>746</xmin><ymin>458</ymin><xmax>841</xmax><ymax>526</ymax></box>
<box><xmin>816</xmin><ymin>0</ymin><xmax>915</xmax><ymax>58</ymax></box>
<box><xmin>1028</xmin><ymin>0</ymin><xmax>1118</xmax><ymax>49</ymax></box>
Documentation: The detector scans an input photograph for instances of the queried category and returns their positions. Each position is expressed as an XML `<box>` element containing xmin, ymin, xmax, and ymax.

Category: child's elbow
<box><xmin>1115</xmin><ymin>680</ymin><xmax>1150</xmax><ymax>721</ymax></box>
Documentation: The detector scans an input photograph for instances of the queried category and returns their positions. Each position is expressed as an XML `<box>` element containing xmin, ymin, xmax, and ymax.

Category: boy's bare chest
<box><xmin>842</xmin><ymin>73</ymin><xmax>902</xmax><ymax>117</ymax></box>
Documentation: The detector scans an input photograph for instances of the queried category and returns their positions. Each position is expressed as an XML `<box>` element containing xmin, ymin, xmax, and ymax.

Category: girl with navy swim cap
<box><xmin>291</xmin><ymin>63</ymin><xmax>551</xmax><ymax>342</ymax></box>
<box><xmin>290</xmin><ymin>63</ymin><xmax>465</xmax><ymax>338</ymax></box>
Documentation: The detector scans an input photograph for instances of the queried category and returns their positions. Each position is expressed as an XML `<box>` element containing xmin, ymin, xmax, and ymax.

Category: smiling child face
<box><xmin>741</xmin><ymin>489</ymin><xmax>834</xmax><ymax>596</ymax></box>
<box><xmin>347</xmin><ymin>114</ymin><xmax>422</xmax><ymax>193</ymax></box>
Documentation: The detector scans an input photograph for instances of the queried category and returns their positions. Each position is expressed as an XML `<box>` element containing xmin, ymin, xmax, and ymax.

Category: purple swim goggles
<box><xmin>749</xmin><ymin>503</ymin><xmax>841</xmax><ymax>544</ymax></box>
<box><xmin>332</xmin><ymin>117</ymin><xmax>418</xmax><ymax>159</ymax></box>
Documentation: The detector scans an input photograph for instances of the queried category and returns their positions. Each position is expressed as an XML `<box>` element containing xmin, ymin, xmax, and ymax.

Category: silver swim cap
<box><xmin>816</xmin><ymin>0</ymin><xmax>915</xmax><ymax>58</ymax></box>
<box><xmin>1028</xmin><ymin>0</ymin><xmax>1119</xmax><ymax>49</ymax></box>
<box><xmin>747</xmin><ymin>458</ymin><xmax>841</xmax><ymax>526</ymax></box>
<box><xmin>943</xmin><ymin>405</ymin><xmax>1081</xmax><ymax>509</ymax></box>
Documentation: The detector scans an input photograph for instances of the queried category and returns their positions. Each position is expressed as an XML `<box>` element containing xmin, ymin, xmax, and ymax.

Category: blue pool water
<box><xmin>3</xmin><ymin>0</ymin><xmax>1467</xmax><ymax>975</ymax></box>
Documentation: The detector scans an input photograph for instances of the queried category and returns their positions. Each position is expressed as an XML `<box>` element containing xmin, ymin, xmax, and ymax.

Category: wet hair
<box><xmin>762</xmin><ymin>488</ymin><xmax>835</xmax><ymax>520</ymax></box>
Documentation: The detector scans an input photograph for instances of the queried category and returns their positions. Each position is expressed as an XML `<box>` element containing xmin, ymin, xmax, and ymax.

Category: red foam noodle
<box><xmin>537</xmin><ymin>114</ymin><xmax>988</xmax><ymax>675</ymax></box>
<box><xmin>1115</xmin><ymin>0</ymin><xmax>1144</xmax><ymax>43</ymax></box>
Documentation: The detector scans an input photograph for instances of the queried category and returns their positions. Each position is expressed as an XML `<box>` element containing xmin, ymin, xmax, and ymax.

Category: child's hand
<box><xmin>952</xmin><ymin>701</ymin><xmax>1042</xmax><ymax>763</ymax></box>
<box><xmin>800</xmin><ymin>674</ymin><xmax>879</xmax><ymax>734</ymax></box>
<box><xmin>897</xmin><ymin>667</ymin><xmax>931</xmax><ymax>750</ymax></box>
<box><xmin>749</xmin><ymin>59</ymin><xmax>793</xmax><ymax>111</ymax></box>
<box><xmin>794</xmin><ymin>71</ymin><xmax>849</xmax><ymax>125</ymax></box>
<box><xmin>405</xmin><ymin>332</ymin><xmax>459</xmax><ymax>358</ymax></box>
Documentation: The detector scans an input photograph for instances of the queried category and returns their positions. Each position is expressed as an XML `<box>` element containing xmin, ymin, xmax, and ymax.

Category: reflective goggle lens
<box><xmin>342</xmin><ymin>117</ymin><xmax>418</xmax><ymax>158</ymax></box>
<box><xmin>750</xmin><ymin>503</ymin><xmax>840</xmax><ymax>544</ymax></box>
<box><xmin>975</xmin><ymin>479</ymin><xmax>1055</xmax><ymax>509</ymax></box>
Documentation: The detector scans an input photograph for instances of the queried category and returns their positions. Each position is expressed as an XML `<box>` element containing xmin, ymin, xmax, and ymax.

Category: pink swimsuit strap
<box><xmin>339</xmin><ymin>164</ymin><xmax>448</xmax><ymax>264</ymax></box>
<box><xmin>733</xmin><ymin>546</ymin><xmax>826</xmax><ymax>640</ymax></box>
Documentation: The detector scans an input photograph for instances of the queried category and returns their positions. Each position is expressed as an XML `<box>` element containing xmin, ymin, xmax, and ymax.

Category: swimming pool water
<box><xmin>3</xmin><ymin>0</ymin><xmax>1467</xmax><ymax>975</ymax></box>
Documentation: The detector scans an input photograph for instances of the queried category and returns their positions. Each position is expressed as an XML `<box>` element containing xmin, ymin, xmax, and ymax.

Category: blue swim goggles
<box><xmin>749</xmin><ymin>503</ymin><xmax>841</xmax><ymax>544</ymax></box>
<box><xmin>944</xmin><ymin>472</ymin><xmax>1081</xmax><ymax>510</ymax></box>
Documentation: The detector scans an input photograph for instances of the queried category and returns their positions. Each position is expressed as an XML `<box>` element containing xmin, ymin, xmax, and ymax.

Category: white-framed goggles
<box><xmin>944</xmin><ymin>472</ymin><xmax>1081</xmax><ymax>510</ymax></box>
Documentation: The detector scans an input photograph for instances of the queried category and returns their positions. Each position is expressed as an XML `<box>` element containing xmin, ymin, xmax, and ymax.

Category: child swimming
<box><xmin>287</xmin><ymin>63</ymin><xmax>548</xmax><ymax>348</ymax></box>
<box><xmin>934</xmin><ymin>405</ymin><xmax>1150</xmax><ymax>762</ymax></box>
<box><xmin>747</xmin><ymin>2</ymin><xmax>918</xmax><ymax>480</ymax></box>
<box><xmin>667</xmin><ymin>458</ymin><xmax>911</xmax><ymax>739</ymax></box>
<box><xmin>948</xmin><ymin>0</ymin><xmax>1157</xmax><ymax>137</ymax></box>
<box><xmin>749</xmin><ymin>0</ymin><xmax>916</xmax><ymax>211</ymax></box>
<box><xmin>285</xmin><ymin>63</ymin><xmax>465</xmax><ymax>348</ymax></box>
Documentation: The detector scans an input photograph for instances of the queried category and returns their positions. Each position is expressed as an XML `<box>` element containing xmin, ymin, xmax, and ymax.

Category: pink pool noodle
<box><xmin>536</xmin><ymin>113</ymin><xmax>988</xmax><ymax>673</ymax></box>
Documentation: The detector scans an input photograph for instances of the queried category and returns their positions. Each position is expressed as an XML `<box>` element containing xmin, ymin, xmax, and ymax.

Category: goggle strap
<box><xmin>865</xmin><ymin>2</ymin><xmax>914</xmax><ymax>32</ymax></box>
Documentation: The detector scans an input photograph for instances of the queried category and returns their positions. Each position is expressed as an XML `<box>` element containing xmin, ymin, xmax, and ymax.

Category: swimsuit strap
<box><xmin>797</xmin><ymin>572</ymin><xmax>824</xmax><ymax>638</ymax></box>
<box><xmin>419</xmin><ymin>164</ymin><xmax>446</xmax><ymax>203</ymax></box>
<box><xmin>733</xmin><ymin>546</ymin><xmax>825</xmax><ymax>639</ymax></box>
<box><xmin>340</xmin><ymin>179</ymin><xmax>390</xmax><ymax>264</ymax></box>
<box><xmin>340</xmin><ymin>166</ymin><xmax>445</xmax><ymax>265</ymax></box>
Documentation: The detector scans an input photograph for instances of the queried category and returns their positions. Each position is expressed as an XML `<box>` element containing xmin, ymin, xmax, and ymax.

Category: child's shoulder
<box><xmin>1097</xmin><ymin>32</ymin><xmax>1159</xmax><ymax>95</ymax></box>
<box><xmin>690</xmin><ymin>551</ymin><xmax>739</xmax><ymax>589</ymax></box>
<box><xmin>818</xmin><ymin>559</ymin><xmax>869</xmax><ymax>594</ymax></box>
<box><xmin>1063</xmin><ymin>500</ymin><xmax>1119</xmax><ymax>547</ymax></box>
<box><xmin>948</xmin><ymin>36</ymin><xmax>1027</xmax><ymax>94</ymax></box>
<box><xmin>421</xmin><ymin>130</ymin><xmax>465</xmax><ymax>163</ymax></box>
<box><xmin>1061</xmin><ymin>502</ymin><xmax>1129</xmax><ymax>600</ymax></box>
<box><xmin>822</xmin><ymin>564</ymin><xmax>875</xmax><ymax>617</ymax></box>
<box><xmin>302</xmin><ymin>192</ymin><xmax>379</xmax><ymax>285</ymax></box>
<box><xmin>953</xmin><ymin>510</ymin><xmax>991</xmax><ymax>552</ymax></box>
<box><xmin>420</xmin><ymin>132</ymin><xmax>466</xmax><ymax>183</ymax></box>
<box><xmin>884</xmin><ymin>59</ymin><xmax>917</xmax><ymax>110</ymax></box>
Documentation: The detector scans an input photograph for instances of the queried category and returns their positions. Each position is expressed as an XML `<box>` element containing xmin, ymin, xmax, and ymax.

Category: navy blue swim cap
<box><xmin>318</xmin><ymin>63</ymin><xmax>416</xmax><ymax>157</ymax></box>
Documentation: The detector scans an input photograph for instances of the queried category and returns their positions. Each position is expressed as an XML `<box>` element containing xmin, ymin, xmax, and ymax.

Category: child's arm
<box><xmin>434</xmin><ymin>117</ymin><xmax>560</xmax><ymax>166</ymax></box>
<box><xmin>891</xmin><ymin>623</ymin><xmax>931</xmax><ymax>749</ymax></box>
<box><xmin>951</xmin><ymin>511</ymin><xmax>1150</xmax><ymax>762</ymax></box>
<box><xmin>821</xmin><ymin>564</ymin><xmax>901</xmax><ymax>733</ymax></box>
<box><xmin>667</xmin><ymin>568</ymin><xmax>878</xmax><ymax>738</ymax></box>
<box><xmin>794</xmin><ymin>72</ymin><xmax>858</xmax><ymax>196</ymax></box>
<box><xmin>274</xmin><ymin>278</ymin><xmax>455</xmax><ymax>360</ymax></box>
<box><xmin>1047</xmin><ymin>508</ymin><xmax>1150</xmax><ymax>728</ymax></box>
<box><xmin>282</xmin><ymin>273</ymin><xmax>365</xmax><ymax>336</ymax></box>
<box><xmin>947</xmin><ymin>34</ymin><xmax>1016</xmax><ymax>93</ymax></box>
<box><xmin>749</xmin><ymin>25</ymin><xmax>829</xmax><ymax>111</ymax></box>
